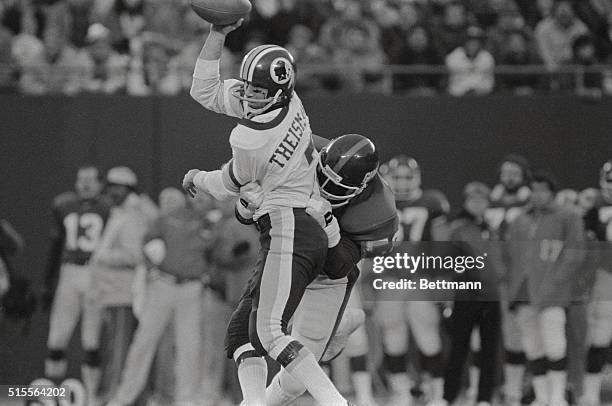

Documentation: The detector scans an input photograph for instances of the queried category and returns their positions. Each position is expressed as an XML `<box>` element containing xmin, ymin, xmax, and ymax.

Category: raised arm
<box><xmin>190</xmin><ymin>20</ymin><xmax>244</xmax><ymax>117</ymax></box>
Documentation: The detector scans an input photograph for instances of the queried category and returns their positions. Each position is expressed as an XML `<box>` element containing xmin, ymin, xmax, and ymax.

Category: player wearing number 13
<box><xmin>43</xmin><ymin>166</ymin><xmax>110</xmax><ymax>396</ymax></box>
<box><xmin>506</xmin><ymin>171</ymin><xmax>585</xmax><ymax>406</ymax></box>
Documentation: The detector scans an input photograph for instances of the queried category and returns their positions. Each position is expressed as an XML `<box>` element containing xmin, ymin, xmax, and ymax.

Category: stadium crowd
<box><xmin>1</xmin><ymin>0</ymin><xmax>612</xmax><ymax>95</ymax></box>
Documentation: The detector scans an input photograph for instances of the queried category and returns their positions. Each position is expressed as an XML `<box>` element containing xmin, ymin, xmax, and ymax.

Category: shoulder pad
<box><xmin>53</xmin><ymin>192</ymin><xmax>78</xmax><ymax>209</ymax></box>
<box><xmin>229</xmin><ymin>126</ymin><xmax>269</xmax><ymax>150</ymax></box>
<box><xmin>338</xmin><ymin>176</ymin><xmax>398</xmax><ymax>241</ymax></box>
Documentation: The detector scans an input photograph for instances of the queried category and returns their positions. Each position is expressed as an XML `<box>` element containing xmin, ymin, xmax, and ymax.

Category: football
<box><xmin>190</xmin><ymin>0</ymin><xmax>252</xmax><ymax>26</ymax></box>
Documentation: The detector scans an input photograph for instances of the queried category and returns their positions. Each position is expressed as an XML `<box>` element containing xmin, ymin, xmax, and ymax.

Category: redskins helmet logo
<box><xmin>270</xmin><ymin>57</ymin><xmax>294</xmax><ymax>85</ymax></box>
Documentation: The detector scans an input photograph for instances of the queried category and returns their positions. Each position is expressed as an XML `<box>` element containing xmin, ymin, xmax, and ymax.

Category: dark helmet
<box><xmin>232</xmin><ymin>45</ymin><xmax>297</xmax><ymax>118</ymax></box>
<box><xmin>317</xmin><ymin>134</ymin><xmax>379</xmax><ymax>208</ymax></box>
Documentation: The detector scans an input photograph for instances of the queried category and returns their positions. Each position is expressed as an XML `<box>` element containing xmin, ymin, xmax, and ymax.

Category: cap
<box><xmin>106</xmin><ymin>166</ymin><xmax>138</xmax><ymax>187</ymax></box>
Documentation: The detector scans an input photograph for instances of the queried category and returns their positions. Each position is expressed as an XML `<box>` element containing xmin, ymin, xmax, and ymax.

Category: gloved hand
<box><xmin>306</xmin><ymin>196</ymin><xmax>340</xmax><ymax>248</ymax></box>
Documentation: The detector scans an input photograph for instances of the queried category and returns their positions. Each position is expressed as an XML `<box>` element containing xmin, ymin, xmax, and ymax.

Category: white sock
<box><xmin>81</xmin><ymin>365</ymin><xmax>101</xmax><ymax>401</ymax></box>
<box><xmin>286</xmin><ymin>351</ymin><xmax>347</xmax><ymax>406</ymax></box>
<box><xmin>468</xmin><ymin>366</ymin><xmax>480</xmax><ymax>398</ymax></box>
<box><xmin>352</xmin><ymin>371</ymin><xmax>375</xmax><ymax>401</ymax></box>
<box><xmin>430</xmin><ymin>377</ymin><xmax>444</xmax><ymax>401</ymax></box>
<box><xmin>45</xmin><ymin>359</ymin><xmax>67</xmax><ymax>380</ymax></box>
<box><xmin>533</xmin><ymin>375</ymin><xmax>549</xmax><ymax>405</ymax></box>
<box><xmin>504</xmin><ymin>364</ymin><xmax>525</xmax><ymax>401</ymax></box>
<box><xmin>388</xmin><ymin>372</ymin><xmax>412</xmax><ymax>399</ymax></box>
<box><xmin>548</xmin><ymin>370</ymin><xmax>566</xmax><ymax>405</ymax></box>
<box><xmin>582</xmin><ymin>373</ymin><xmax>602</xmax><ymax>405</ymax></box>
<box><xmin>266</xmin><ymin>374</ymin><xmax>299</xmax><ymax>406</ymax></box>
<box><xmin>237</xmin><ymin>357</ymin><xmax>268</xmax><ymax>406</ymax></box>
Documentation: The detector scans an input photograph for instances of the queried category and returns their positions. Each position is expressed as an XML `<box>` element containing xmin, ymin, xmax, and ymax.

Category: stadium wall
<box><xmin>1</xmin><ymin>94</ymin><xmax>611</xmax><ymax>383</ymax></box>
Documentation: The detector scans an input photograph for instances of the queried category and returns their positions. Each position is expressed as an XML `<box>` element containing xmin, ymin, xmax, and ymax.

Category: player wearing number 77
<box><xmin>506</xmin><ymin>171</ymin><xmax>585</xmax><ymax>406</ymax></box>
<box><xmin>182</xmin><ymin>19</ymin><xmax>354</xmax><ymax>406</ymax></box>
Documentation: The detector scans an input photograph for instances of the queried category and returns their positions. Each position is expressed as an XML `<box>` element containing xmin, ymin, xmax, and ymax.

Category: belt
<box><xmin>151</xmin><ymin>269</ymin><xmax>202</xmax><ymax>285</ymax></box>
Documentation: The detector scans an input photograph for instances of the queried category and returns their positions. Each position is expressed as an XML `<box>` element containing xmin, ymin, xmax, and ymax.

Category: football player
<box><xmin>581</xmin><ymin>160</ymin><xmax>612</xmax><ymax>406</ymax></box>
<box><xmin>377</xmin><ymin>155</ymin><xmax>449</xmax><ymax>406</ymax></box>
<box><xmin>262</xmin><ymin>134</ymin><xmax>398</xmax><ymax>406</ymax></box>
<box><xmin>488</xmin><ymin>154</ymin><xmax>531</xmax><ymax>406</ymax></box>
<box><xmin>182</xmin><ymin>21</ymin><xmax>353</xmax><ymax>406</ymax></box>
<box><xmin>43</xmin><ymin>165</ymin><xmax>110</xmax><ymax>403</ymax></box>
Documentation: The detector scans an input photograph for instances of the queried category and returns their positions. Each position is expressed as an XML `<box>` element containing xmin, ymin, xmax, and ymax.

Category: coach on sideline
<box><xmin>107</xmin><ymin>189</ymin><xmax>220</xmax><ymax>406</ymax></box>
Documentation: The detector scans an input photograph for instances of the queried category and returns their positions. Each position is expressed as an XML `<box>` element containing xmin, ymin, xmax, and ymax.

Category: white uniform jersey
<box><xmin>191</xmin><ymin>58</ymin><xmax>318</xmax><ymax>219</ymax></box>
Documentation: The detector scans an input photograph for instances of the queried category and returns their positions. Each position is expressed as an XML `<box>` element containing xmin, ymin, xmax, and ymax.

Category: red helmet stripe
<box><xmin>240</xmin><ymin>45</ymin><xmax>276</xmax><ymax>81</ymax></box>
<box><xmin>332</xmin><ymin>138</ymin><xmax>372</xmax><ymax>174</ymax></box>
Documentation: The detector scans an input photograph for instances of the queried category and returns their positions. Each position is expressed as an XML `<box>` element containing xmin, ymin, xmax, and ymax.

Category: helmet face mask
<box><xmin>318</xmin><ymin>158</ymin><xmax>377</xmax><ymax>207</ymax></box>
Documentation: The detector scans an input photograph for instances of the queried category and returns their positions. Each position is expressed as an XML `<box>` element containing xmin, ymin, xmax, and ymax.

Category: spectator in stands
<box><xmin>496</xmin><ymin>30</ymin><xmax>543</xmax><ymax>93</ymax></box>
<box><xmin>143</xmin><ymin>0</ymin><xmax>184</xmax><ymax>42</ymax></box>
<box><xmin>67</xmin><ymin>0</ymin><xmax>94</xmax><ymax>48</ymax></box>
<box><xmin>432</xmin><ymin>1</ymin><xmax>470</xmax><ymax>57</ymax></box>
<box><xmin>19</xmin><ymin>27</ymin><xmax>89</xmax><ymax>94</ymax></box>
<box><xmin>370</xmin><ymin>0</ymin><xmax>402</xmax><ymax>60</ymax></box>
<box><xmin>535</xmin><ymin>0</ymin><xmax>588</xmax><ymax>70</ymax></box>
<box><xmin>487</xmin><ymin>1</ymin><xmax>532</xmax><ymax>59</ymax></box>
<box><xmin>0</xmin><ymin>24</ymin><xmax>16</xmax><ymax>92</ymax></box>
<box><xmin>267</xmin><ymin>0</ymin><xmax>326</xmax><ymax>46</ymax></box>
<box><xmin>331</xmin><ymin>22</ymin><xmax>388</xmax><ymax>93</ymax></box>
<box><xmin>446</xmin><ymin>26</ymin><xmax>495</xmax><ymax>96</ymax></box>
<box><xmin>83</xmin><ymin>23</ymin><xmax>129</xmax><ymax>93</ymax></box>
<box><xmin>285</xmin><ymin>24</ymin><xmax>327</xmax><ymax>93</ymax></box>
<box><xmin>102</xmin><ymin>0</ymin><xmax>146</xmax><ymax>54</ymax></box>
<box><xmin>392</xmin><ymin>25</ymin><xmax>442</xmax><ymax>95</ymax></box>
<box><xmin>571</xmin><ymin>34</ymin><xmax>605</xmax><ymax>96</ymax></box>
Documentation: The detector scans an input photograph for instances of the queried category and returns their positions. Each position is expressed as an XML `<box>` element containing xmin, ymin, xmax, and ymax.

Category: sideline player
<box><xmin>581</xmin><ymin>160</ymin><xmax>612</xmax><ymax>406</ymax></box>
<box><xmin>43</xmin><ymin>165</ymin><xmax>109</xmax><ymax>402</ymax></box>
<box><xmin>377</xmin><ymin>155</ymin><xmax>449</xmax><ymax>406</ymax></box>
<box><xmin>257</xmin><ymin>134</ymin><xmax>397</xmax><ymax>406</ymax></box>
<box><xmin>487</xmin><ymin>154</ymin><xmax>531</xmax><ymax>406</ymax></box>
<box><xmin>182</xmin><ymin>20</ymin><xmax>353</xmax><ymax>406</ymax></box>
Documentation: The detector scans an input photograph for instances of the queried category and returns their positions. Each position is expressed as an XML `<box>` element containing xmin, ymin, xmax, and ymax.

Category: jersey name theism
<box><xmin>269</xmin><ymin>109</ymin><xmax>309</xmax><ymax>168</ymax></box>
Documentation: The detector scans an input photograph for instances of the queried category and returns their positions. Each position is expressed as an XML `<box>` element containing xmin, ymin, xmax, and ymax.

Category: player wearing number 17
<box><xmin>183</xmin><ymin>19</ymin><xmax>354</xmax><ymax>406</ymax></box>
<box><xmin>506</xmin><ymin>171</ymin><xmax>585</xmax><ymax>406</ymax></box>
<box><xmin>43</xmin><ymin>166</ymin><xmax>110</xmax><ymax>400</ymax></box>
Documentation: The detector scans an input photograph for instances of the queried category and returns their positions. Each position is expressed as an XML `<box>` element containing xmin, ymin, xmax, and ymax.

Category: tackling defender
<box><xmin>182</xmin><ymin>20</ymin><xmax>353</xmax><ymax>406</ymax></box>
<box><xmin>43</xmin><ymin>166</ymin><xmax>109</xmax><ymax>403</ymax></box>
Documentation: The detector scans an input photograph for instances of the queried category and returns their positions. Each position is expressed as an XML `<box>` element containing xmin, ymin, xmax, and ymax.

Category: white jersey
<box><xmin>191</xmin><ymin>58</ymin><xmax>318</xmax><ymax>219</ymax></box>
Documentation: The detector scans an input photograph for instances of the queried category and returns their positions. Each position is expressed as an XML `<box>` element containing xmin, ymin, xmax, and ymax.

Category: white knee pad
<box><xmin>407</xmin><ymin>301</ymin><xmax>441</xmax><ymax>355</ymax></box>
<box><xmin>278</xmin><ymin>369</ymin><xmax>306</xmax><ymax>397</ymax></box>
<box><xmin>503</xmin><ymin>309</ymin><xmax>524</xmax><ymax>352</ymax></box>
<box><xmin>540</xmin><ymin>307</ymin><xmax>567</xmax><ymax>360</ymax></box>
<box><xmin>517</xmin><ymin>306</ymin><xmax>544</xmax><ymax>360</ymax></box>
<box><xmin>375</xmin><ymin>301</ymin><xmax>408</xmax><ymax>355</ymax></box>
<box><xmin>588</xmin><ymin>301</ymin><xmax>612</xmax><ymax>346</ymax></box>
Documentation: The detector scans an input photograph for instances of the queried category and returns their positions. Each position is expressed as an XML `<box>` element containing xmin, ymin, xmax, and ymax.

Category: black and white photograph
<box><xmin>1</xmin><ymin>0</ymin><xmax>612</xmax><ymax>405</ymax></box>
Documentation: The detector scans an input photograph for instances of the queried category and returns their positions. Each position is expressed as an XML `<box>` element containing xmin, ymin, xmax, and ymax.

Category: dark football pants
<box><xmin>225</xmin><ymin>208</ymin><xmax>328</xmax><ymax>364</ymax></box>
<box><xmin>443</xmin><ymin>300</ymin><xmax>501</xmax><ymax>403</ymax></box>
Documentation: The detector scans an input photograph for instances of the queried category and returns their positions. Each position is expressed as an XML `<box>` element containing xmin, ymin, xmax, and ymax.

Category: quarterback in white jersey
<box><xmin>182</xmin><ymin>21</ymin><xmax>353</xmax><ymax>406</ymax></box>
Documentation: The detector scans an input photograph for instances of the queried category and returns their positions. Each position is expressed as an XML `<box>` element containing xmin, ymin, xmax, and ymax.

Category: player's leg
<box><xmin>46</xmin><ymin>265</ymin><xmax>83</xmax><ymax>381</ymax></box>
<box><xmin>173</xmin><ymin>281</ymin><xmax>204</xmax><ymax>405</ymax></box>
<box><xmin>539</xmin><ymin>306</ymin><xmax>568</xmax><ymax>406</ymax></box>
<box><xmin>266</xmin><ymin>275</ymin><xmax>352</xmax><ymax>406</ymax></box>
<box><xmin>503</xmin><ymin>306</ymin><xmax>527</xmax><ymax>406</ymax></box>
<box><xmin>375</xmin><ymin>300</ymin><xmax>411</xmax><ymax>405</ymax></box>
<box><xmin>583</xmin><ymin>270</ymin><xmax>612</xmax><ymax>406</ymax></box>
<box><xmin>80</xmin><ymin>271</ymin><xmax>104</xmax><ymax>404</ymax></box>
<box><xmin>475</xmin><ymin>302</ymin><xmax>502</xmax><ymax>405</ymax></box>
<box><xmin>108</xmin><ymin>278</ymin><xmax>175</xmax><ymax>405</ymax></box>
<box><xmin>443</xmin><ymin>300</ymin><xmax>477</xmax><ymax>404</ymax></box>
<box><xmin>225</xmin><ymin>265</ymin><xmax>268</xmax><ymax>406</ymax></box>
<box><xmin>250</xmin><ymin>208</ymin><xmax>349</xmax><ymax>406</ymax></box>
<box><xmin>406</xmin><ymin>300</ymin><xmax>444</xmax><ymax>406</ymax></box>
<box><xmin>468</xmin><ymin>327</ymin><xmax>482</xmax><ymax>401</ymax></box>
<box><xmin>344</xmin><ymin>286</ymin><xmax>378</xmax><ymax>406</ymax></box>
<box><xmin>516</xmin><ymin>305</ymin><xmax>548</xmax><ymax>406</ymax></box>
